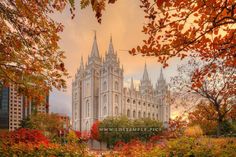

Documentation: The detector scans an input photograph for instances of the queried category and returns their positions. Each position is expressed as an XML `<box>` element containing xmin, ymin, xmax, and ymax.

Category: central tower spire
<box><xmin>143</xmin><ymin>62</ymin><xmax>149</xmax><ymax>81</ymax></box>
<box><xmin>90</xmin><ymin>31</ymin><xmax>100</xmax><ymax>57</ymax></box>
<box><xmin>140</xmin><ymin>62</ymin><xmax>153</xmax><ymax>95</ymax></box>
<box><xmin>159</xmin><ymin>68</ymin><xmax>164</xmax><ymax>80</ymax></box>
<box><xmin>108</xmin><ymin>35</ymin><xmax>114</xmax><ymax>54</ymax></box>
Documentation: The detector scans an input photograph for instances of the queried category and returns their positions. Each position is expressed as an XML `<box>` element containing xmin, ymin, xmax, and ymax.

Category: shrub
<box><xmin>97</xmin><ymin>116</ymin><xmax>163</xmax><ymax>148</ymax></box>
<box><xmin>105</xmin><ymin>137</ymin><xmax>236</xmax><ymax>157</ymax></box>
<box><xmin>184</xmin><ymin>125</ymin><xmax>203</xmax><ymax>138</ymax></box>
<box><xmin>0</xmin><ymin>142</ymin><xmax>91</xmax><ymax>157</ymax></box>
<box><xmin>0</xmin><ymin>129</ymin><xmax>91</xmax><ymax>157</ymax></box>
<box><xmin>67</xmin><ymin>130</ymin><xmax>78</xmax><ymax>143</ymax></box>
<box><xmin>0</xmin><ymin>128</ymin><xmax>49</xmax><ymax>146</ymax></box>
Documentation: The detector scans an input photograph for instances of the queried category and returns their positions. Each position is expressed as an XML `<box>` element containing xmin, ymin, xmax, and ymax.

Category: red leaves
<box><xmin>149</xmin><ymin>135</ymin><xmax>162</xmax><ymax>142</ymax></box>
<box><xmin>75</xmin><ymin>131</ymin><xmax>82</xmax><ymax>139</ymax></box>
<box><xmin>178</xmin><ymin>24</ymin><xmax>184</xmax><ymax>30</ymax></box>
<box><xmin>0</xmin><ymin>128</ymin><xmax>50</xmax><ymax>146</ymax></box>
<box><xmin>90</xmin><ymin>120</ymin><xmax>100</xmax><ymax>141</ymax></box>
<box><xmin>129</xmin><ymin>48</ymin><xmax>136</xmax><ymax>56</ymax></box>
<box><xmin>156</xmin><ymin>0</ymin><xmax>165</xmax><ymax>7</ymax></box>
<box><xmin>80</xmin><ymin>131</ymin><xmax>91</xmax><ymax>141</ymax></box>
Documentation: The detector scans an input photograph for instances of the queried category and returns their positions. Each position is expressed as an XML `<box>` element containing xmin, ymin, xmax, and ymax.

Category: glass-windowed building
<box><xmin>0</xmin><ymin>86</ymin><xmax>9</xmax><ymax>130</ymax></box>
<box><xmin>0</xmin><ymin>84</ymin><xmax>49</xmax><ymax>131</ymax></box>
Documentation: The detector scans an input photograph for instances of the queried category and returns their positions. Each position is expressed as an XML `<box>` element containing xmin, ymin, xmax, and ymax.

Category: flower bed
<box><xmin>105</xmin><ymin>137</ymin><xmax>236</xmax><ymax>157</ymax></box>
<box><xmin>0</xmin><ymin>129</ymin><xmax>92</xmax><ymax>157</ymax></box>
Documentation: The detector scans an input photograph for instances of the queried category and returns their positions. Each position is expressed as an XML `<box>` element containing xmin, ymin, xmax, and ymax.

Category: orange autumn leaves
<box><xmin>130</xmin><ymin>0</ymin><xmax>235</xmax><ymax>71</ymax></box>
<box><xmin>80</xmin><ymin>0</ymin><xmax>118</xmax><ymax>23</ymax></box>
<box><xmin>0</xmin><ymin>0</ymin><xmax>73</xmax><ymax>99</ymax></box>
<box><xmin>0</xmin><ymin>0</ymin><xmax>119</xmax><ymax>100</ymax></box>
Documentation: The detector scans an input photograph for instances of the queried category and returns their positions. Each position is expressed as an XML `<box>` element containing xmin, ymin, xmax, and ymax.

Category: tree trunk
<box><xmin>217</xmin><ymin>118</ymin><xmax>223</xmax><ymax>137</ymax></box>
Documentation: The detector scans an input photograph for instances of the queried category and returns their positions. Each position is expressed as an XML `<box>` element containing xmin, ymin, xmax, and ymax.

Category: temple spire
<box><xmin>143</xmin><ymin>62</ymin><xmax>149</xmax><ymax>81</ymax></box>
<box><xmin>159</xmin><ymin>68</ymin><xmax>164</xmax><ymax>80</ymax></box>
<box><xmin>90</xmin><ymin>31</ymin><xmax>100</xmax><ymax>57</ymax></box>
<box><xmin>80</xmin><ymin>56</ymin><xmax>84</xmax><ymax>70</ymax></box>
<box><xmin>108</xmin><ymin>35</ymin><xmax>114</xmax><ymax>54</ymax></box>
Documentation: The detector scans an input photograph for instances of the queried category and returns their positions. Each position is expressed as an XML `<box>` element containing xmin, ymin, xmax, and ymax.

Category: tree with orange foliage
<box><xmin>188</xmin><ymin>102</ymin><xmax>218</xmax><ymax>135</ymax></box>
<box><xmin>130</xmin><ymin>0</ymin><xmax>235</xmax><ymax>68</ymax></box>
<box><xmin>172</xmin><ymin>59</ymin><xmax>236</xmax><ymax>136</ymax></box>
<box><xmin>129</xmin><ymin>1</ymin><xmax>236</xmax><ymax>111</ymax></box>
<box><xmin>0</xmin><ymin>0</ymin><xmax>73</xmax><ymax>98</ymax></box>
<box><xmin>188</xmin><ymin>101</ymin><xmax>236</xmax><ymax>135</ymax></box>
<box><xmin>0</xmin><ymin>0</ymin><xmax>117</xmax><ymax>99</ymax></box>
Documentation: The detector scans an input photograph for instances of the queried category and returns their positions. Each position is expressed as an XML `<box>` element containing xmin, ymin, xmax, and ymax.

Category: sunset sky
<box><xmin>49</xmin><ymin>0</ymin><xmax>182</xmax><ymax>118</ymax></box>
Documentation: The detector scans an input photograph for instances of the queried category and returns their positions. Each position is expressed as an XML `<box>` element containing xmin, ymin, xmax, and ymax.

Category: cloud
<box><xmin>49</xmin><ymin>89</ymin><xmax>71</xmax><ymax>116</ymax></box>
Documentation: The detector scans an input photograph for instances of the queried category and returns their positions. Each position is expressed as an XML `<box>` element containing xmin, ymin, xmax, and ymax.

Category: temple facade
<box><xmin>72</xmin><ymin>34</ymin><xmax>170</xmax><ymax>131</ymax></box>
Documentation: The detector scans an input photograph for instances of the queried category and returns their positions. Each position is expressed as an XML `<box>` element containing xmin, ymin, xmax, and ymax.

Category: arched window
<box><xmin>152</xmin><ymin>113</ymin><xmax>155</xmax><ymax>119</ymax></box>
<box><xmin>103</xmin><ymin>94</ymin><xmax>107</xmax><ymax>104</ymax></box>
<box><xmin>127</xmin><ymin>109</ymin><xmax>130</xmax><ymax>117</ymax></box>
<box><xmin>143</xmin><ymin>112</ymin><xmax>146</xmax><ymax>118</ymax></box>
<box><xmin>156</xmin><ymin>114</ymin><xmax>158</xmax><ymax>119</ymax></box>
<box><xmin>133</xmin><ymin>110</ymin><xmax>136</xmax><ymax>118</ymax></box>
<box><xmin>127</xmin><ymin>99</ymin><xmax>130</xmax><ymax>103</ymax></box>
<box><xmin>115</xmin><ymin>106</ymin><xmax>118</xmax><ymax>115</ymax></box>
<box><xmin>138</xmin><ymin>111</ymin><xmax>141</xmax><ymax>118</ymax></box>
<box><xmin>148</xmin><ymin>112</ymin><xmax>150</xmax><ymax>118</ymax></box>
<box><xmin>115</xmin><ymin>94</ymin><xmax>118</xmax><ymax>103</ymax></box>
<box><xmin>86</xmin><ymin>100</ymin><xmax>89</xmax><ymax>117</ymax></box>
<box><xmin>133</xmin><ymin>100</ymin><xmax>136</xmax><ymax>104</ymax></box>
<box><xmin>103</xmin><ymin>81</ymin><xmax>107</xmax><ymax>91</ymax></box>
<box><xmin>115</xmin><ymin>81</ymin><xmax>119</xmax><ymax>90</ymax></box>
<box><xmin>103</xmin><ymin>106</ymin><xmax>107</xmax><ymax>115</ymax></box>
